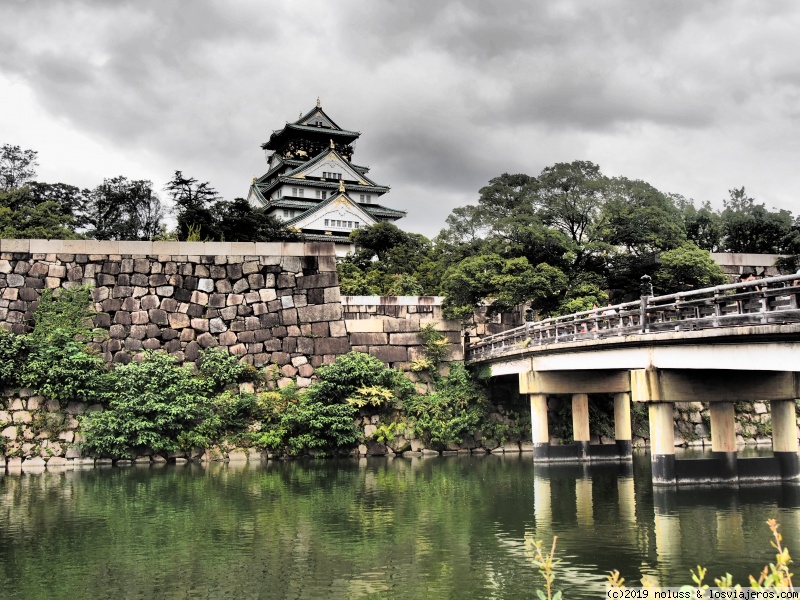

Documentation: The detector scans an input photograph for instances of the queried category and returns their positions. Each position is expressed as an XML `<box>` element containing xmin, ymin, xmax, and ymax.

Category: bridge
<box><xmin>466</xmin><ymin>274</ymin><xmax>800</xmax><ymax>486</ymax></box>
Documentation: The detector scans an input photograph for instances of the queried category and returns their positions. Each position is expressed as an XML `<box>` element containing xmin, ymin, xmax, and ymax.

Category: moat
<box><xmin>2</xmin><ymin>452</ymin><xmax>798</xmax><ymax>599</ymax></box>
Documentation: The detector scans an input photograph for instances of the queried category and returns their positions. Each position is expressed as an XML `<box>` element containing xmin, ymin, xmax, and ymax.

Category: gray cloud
<box><xmin>3</xmin><ymin>0</ymin><xmax>800</xmax><ymax>238</ymax></box>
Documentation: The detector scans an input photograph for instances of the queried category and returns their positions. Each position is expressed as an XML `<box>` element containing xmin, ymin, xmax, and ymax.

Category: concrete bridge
<box><xmin>466</xmin><ymin>274</ymin><xmax>800</xmax><ymax>486</ymax></box>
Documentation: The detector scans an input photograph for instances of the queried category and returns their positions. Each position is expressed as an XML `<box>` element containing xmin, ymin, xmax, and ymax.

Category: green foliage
<box><xmin>654</xmin><ymin>243</ymin><xmax>727</xmax><ymax>293</ymax></box>
<box><xmin>0</xmin><ymin>330</ymin><xmax>29</xmax><ymax>388</ymax></box>
<box><xmin>418</xmin><ymin>324</ymin><xmax>448</xmax><ymax>367</ymax></box>
<box><xmin>252</xmin><ymin>384</ymin><xmax>360</xmax><ymax>456</ymax></box>
<box><xmin>442</xmin><ymin>253</ymin><xmax>569</xmax><ymax>319</ymax></box>
<box><xmin>22</xmin><ymin>330</ymin><xmax>112</xmax><ymax>405</ymax></box>
<box><xmin>404</xmin><ymin>364</ymin><xmax>487</xmax><ymax>448</ymax></box>
<box><xmin>31</xmin><ymin>286</ymin><xmax>96</xmax><ymax>342</ymax></box>
<box><xmin>78</xmin><ymin>349</ymin><xmax>257</xmax><ymax>458</ymax></box>
<box><xmin>197</xmin><ymin>347</ymin><xmax>257</xmax><ymax>392</ymax></box>
<box><xmin>309</xmin><ymin>351</ymin><xmax>414</xmax><ymax>406</ymax></box>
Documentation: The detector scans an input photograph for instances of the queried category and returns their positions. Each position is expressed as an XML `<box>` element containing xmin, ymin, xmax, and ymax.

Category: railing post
<box><xmin>640</xmin><ymin>274</ymin><xmax>653</xmax><ymax>333</ymax></box>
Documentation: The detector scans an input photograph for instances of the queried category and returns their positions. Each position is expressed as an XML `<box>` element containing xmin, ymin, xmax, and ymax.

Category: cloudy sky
<box><xmin>2</xmin><ymin>1</ymin><xmax>800</xmax><ymax>237</ymax></box>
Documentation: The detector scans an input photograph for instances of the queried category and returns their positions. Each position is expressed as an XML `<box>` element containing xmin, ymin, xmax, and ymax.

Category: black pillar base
<box><xmin>532</xmin><ymin>443</ymin><xmax>550</xmax><ymax>460</ymax></box>
<box><xmin>616</xmin><ymin>439</ymin><xmax>633</xmax><ymax>458</ymax></box>
<box><xmin>712</xmin><ymin>451</ymin><xmax>739</xmax><ymax>481</ymax></box>
<box><xmin>577</xmin><ymin>441</ymin><xmax>590</xmax><ymax>459</ymax></box>
<box><xmin>652</xmin><ymin>453</ymin><xmax>676</xmax><ymax>485</ymax></box>
<box><xmin>775</xmin><ymin>451</ymin><xmax>800</xmax><ymax>480</ymax></box>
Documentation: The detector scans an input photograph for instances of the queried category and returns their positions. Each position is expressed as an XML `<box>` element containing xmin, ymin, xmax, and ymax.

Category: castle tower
<box><xmin>247</xmin><ymin>100</ymin><xmax>405</xmax><ymax>253</ymax></box>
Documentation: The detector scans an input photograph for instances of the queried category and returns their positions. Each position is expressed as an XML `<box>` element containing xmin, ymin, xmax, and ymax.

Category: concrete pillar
<box><xmin>771</xmin><ymin>399</ymin><xmax>800</xmax><ymax>480</ymax></box>
<box><xmin>614</xmin><ymin>392</ymin><xmax>633</xmax><ymax>457</ymax></box>
<box><xmin>648</xmin><ymin>403</ymin><xmax>676</xmax><ymax>485</ymax></box>
<box><xmin>530</xmin><ymin>394</ymin><xmax>550</xmax><ymax>460</ymax></box>
<box><xmin>572</xmin><ymin>393</ymin><xmax>590</xmax><ymax>456</ymax></box>
<box><xmin>709</xmin><ymin>402</ymin><xmax>737</xmax><ymax>481</ymax></box>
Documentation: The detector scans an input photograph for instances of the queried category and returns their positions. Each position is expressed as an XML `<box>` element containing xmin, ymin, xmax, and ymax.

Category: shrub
<box><xmin>30</xmin><ymin>286</ymin><xmax>97</xmax><ymax>342</ymax></box>
<box><xmin>404</xmin><ymin>364</ymin><xmax>487</xmax><ymax>448</ymax></box>
<box><xmin>0</xmin><ymin>329</ymin><xmax>29</xmax><ymax>388</ymax></box>
<box><xmin>197</xmin><ymin>347</ymin><xmax>258</xmax><ymax>392</ymax></box>
<box><xmin>79</xmin><ymin>350</ymin><xmax>256</xmax><ymax>458</ymax></box>
<box><xmin>252</xmin><ymin>384</ymin><xmax>360</xmax><ymax>456</ymax></box>
<box><xmin>22</xmin><ymin>330</ymin><xmax>112</xmax><ymax>405</ymax></box>
<box><xmin>309</xmin><ymin>351</ymin><xmax>414</xmax><ymax>405</ymax></box>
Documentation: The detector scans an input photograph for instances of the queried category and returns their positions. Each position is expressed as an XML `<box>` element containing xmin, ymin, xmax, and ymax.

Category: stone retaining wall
<box><xmin>0</xmin><ymin>240</ymin><xmax>351</xmax><ymax>379</ymax></box>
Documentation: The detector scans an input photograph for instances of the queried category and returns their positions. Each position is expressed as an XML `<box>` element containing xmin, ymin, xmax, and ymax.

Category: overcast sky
<box><xmin>2</xmin><ymin>1</ymin><xmax>800</xmax><ymax>238</ymax></box>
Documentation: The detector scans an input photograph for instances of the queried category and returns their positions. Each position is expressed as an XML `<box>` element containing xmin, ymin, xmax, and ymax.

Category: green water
<box><xmin>1</xmin><ymin>453</ymin><xmax>799</xmax><ymax>599</ymax></box>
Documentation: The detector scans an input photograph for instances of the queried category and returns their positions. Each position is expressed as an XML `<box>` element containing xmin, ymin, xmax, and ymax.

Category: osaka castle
<box><xmin>247</xmin><ymin>99</ymin><xmax>406</xmax><ymax>254</ymax></box>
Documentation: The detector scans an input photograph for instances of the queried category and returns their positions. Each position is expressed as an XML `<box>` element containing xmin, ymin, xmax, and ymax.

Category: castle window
<box><xmin>354</xmin><ymin>222</ymin><xmax>360</xmax><ymax>229</ymax></box>
<box><xmin>360</xmin><ymin>194</ymin><xmax>372</xmax><ymax>204</ymax></box>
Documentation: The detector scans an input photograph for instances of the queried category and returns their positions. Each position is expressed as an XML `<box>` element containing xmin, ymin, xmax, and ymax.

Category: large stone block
<box><xmin>345</xmin><ymin>319</ymin><xmax>385</xmax><ymax>333</ymax></box>
<box><xmin>383</xmin><ymin>318</ymin><xmax>420</xmax><ymax>333</ymax></box>
<box><xmin>350</xmin><ymin>332</ymin><xmax>388</xmax><ymax>345</ymax></box>
<box><xmin>297</xmin><ymin>272</ymin><xmax>338</xmax><ymax>289</ymax></box>
<box><xmin>297</xmin><ymin>303</ymin><xmax>342</xmax><ymax>323</ymax></box>
<box><xmin>369</xmin><ymin>346</ymin><xmax>409</xmax><ymax>363</ymax></box>
<box><xmin>389</xmin><ymin>332</ymin><xmax>421</xmax><ymax>345</ymax></box>
<box><xmin>314</xmin><ymin>337</ymin><xmax>351</xmax><ymax>355</ymax></box>
<box><xmin>297</xmin><ymin>337</ymin><xmax>315</xmax><ymax>354</ymax></box>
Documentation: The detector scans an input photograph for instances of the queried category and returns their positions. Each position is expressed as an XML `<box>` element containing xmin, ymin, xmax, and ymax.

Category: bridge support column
<box><xmin>771</xmin><ymin>400</ymin><xmax>800</xmax><ymax>480</ymax></box>
<box><xmin>572</xmin><ymin>393</ymin><xmax>590</xmax><ymax>457</ymax></box>
<box><xmin>530</xmin><ymin>394</ymin><xmax>550</xmax><ymax>460</ymax></box>
<box><xmin>613</xmin><ymin>392</ymin><xmax>633</xmax><ymax>457</ymax></box>
<box><xmin>649</xmin><ymin>403</ymin><xmax>676</xmax><ymax>485</ymax></box>
<box><xmin>710</xmin><ymin>402</ymin><xmax>738</xmax><ymax>481</ymax></box>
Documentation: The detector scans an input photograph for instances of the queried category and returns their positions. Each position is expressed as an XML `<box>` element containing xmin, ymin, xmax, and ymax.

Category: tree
<box><xmin>675</xmin><ymin>195</ymin><xmax>723</xmax><ymax>252</ymax></box>
<box><xmin>214</xmin><ymin>198</ymin><xmax>299</xmax><ymax>242</ymax></box>
<box><xmin>164</xmin><ymin>171</ymin><xmax>220</xmax><ymax>240</ymax></box>
<box><xmin>720</xmin><ymin>187</ymin><xmax>793</xmax><ymax>254</ymax></box>
<box><xmin>83</xmin><ymin>176</ymin><xmax>164</xmax><ymax>240</ymax></box>
<box><xmin>0</xmin><ymin>144</ymin><xmax>38</xmax><ymax>191</ymax></box>
<box><xmin>441</xmin><ymin>253</ymin><xmax>568</xmax><ymax>319</ymax></box>
<box><xmin>0</xmin><ymin>182</ymin><xmax>85</xmax><ymax>239</ymax></box>
<box><xmin>534</xmin><ymin>160</ymin><xmax>607</xmax><ymax>246</ymax></box>
<box><xmin>654</xmin><ymin>243</ymin><xmax>726</xmax><ymax>293</ymax></box>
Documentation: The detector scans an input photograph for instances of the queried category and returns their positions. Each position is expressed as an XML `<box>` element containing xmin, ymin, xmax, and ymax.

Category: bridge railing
<box><xmin>466</xmin><ymin>273</ymin><xmax>800</xmax><ymax>362</ymax></box>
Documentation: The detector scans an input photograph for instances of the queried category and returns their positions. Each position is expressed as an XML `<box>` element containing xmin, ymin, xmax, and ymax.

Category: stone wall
<box><xmin>0</xmin><ymin>240</ymin><xmax>351</xmax><ymax>380</ymax></box>
<box><xmin>341</xmin><ymin>296</ymin><xmax>464</xmax><ymax>389</ymax></box>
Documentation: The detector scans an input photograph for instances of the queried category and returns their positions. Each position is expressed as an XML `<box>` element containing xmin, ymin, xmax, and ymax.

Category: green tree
<box><xmin>214</xmin><ymin>198</ymin><xmax>298</xmax><ymax>242</ymax></box>
<box><xmin>84</xmin><ymin>176</ymin><xmax>164</xmax><ymax>240</ymax></box>
<box><xmin>164</xmin><ymin>171</ymin><xmax>220</xmax><ymax>240</ymax></box>
<box><xmin>0</xmin><ymin>143</ymin><xmax>38</xmax><ymax>191</ymax></box>
<box><xmin>0</xmin><ymin>184</ymin><xmax>85</xmax><ymax>239</ymax></box>
<box><xmin>654</xmin><ymin>243</ymin><xmax>727</xmax><ymax>293</ymax></box>
<box><xmin>720</xmin><ymin>187</ymin><xmax>793</xmax><ymax>253</ymax></box>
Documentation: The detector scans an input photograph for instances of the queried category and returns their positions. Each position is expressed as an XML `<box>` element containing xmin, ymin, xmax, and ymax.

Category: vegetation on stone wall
<box><xmin>1</xmin><ymin>287</ymin><xmax>507</xmax><ymax>459</ymax></box>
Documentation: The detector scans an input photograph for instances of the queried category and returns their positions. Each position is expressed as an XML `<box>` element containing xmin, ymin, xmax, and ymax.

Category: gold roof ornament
<box><xmin>316</xmin><ymin>96</ymin><xmax>321</xmax><ymax>108</ymax></box>
<box><xmin>252</xmin><ymin>176</ymin><xmax>257</xmax><ymax>184</ymax></box>
<box><xmin>330</xmin><ymin>138</ymin><xmax>335</xmax><ymax>149</ymax></box>
<box><xmin>339</xmin><ymin>179</ymin><xmax>345</xmax><ymax>193</ymax></box>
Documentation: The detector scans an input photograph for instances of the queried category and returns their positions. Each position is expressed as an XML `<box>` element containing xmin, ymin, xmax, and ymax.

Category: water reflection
<box><xmin>1</xmin><ymin>454</ymin><xmax>799</xmax><ymax>599</ymax></box>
